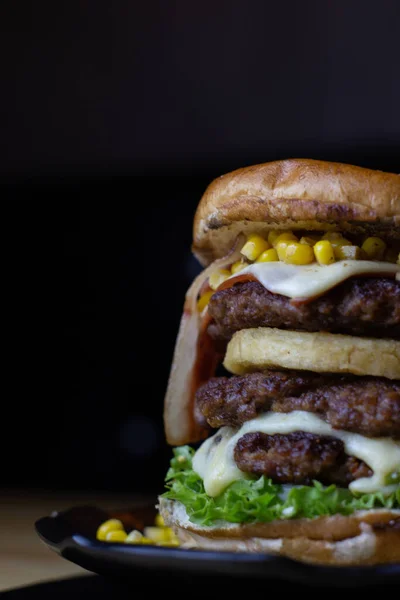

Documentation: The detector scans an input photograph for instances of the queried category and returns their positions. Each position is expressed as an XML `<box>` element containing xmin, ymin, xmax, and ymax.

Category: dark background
<box><xmin>1</xmin><ymin>1</ymin><xmax>399</xmax><ymax>495</ymax></box>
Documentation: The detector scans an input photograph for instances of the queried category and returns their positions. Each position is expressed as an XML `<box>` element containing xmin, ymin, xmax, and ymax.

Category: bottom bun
<box><xmin>158</xmin><ymin>498</ymin><xmax>400</xmax><ymax>566</ymax></box>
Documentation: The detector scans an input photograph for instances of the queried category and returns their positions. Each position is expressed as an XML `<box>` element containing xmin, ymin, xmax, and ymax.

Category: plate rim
<box><xmin>34</xmin><ymin>503</ymin><xmax>400</xmax><ymax>586</ymax></box>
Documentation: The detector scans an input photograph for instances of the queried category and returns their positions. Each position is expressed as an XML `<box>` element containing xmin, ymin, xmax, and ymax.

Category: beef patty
<box><xmin>196</xmin><ymin>371</ymin><xmax>400</xmax><ymax>438</ymax></box>
<box><xmin>234</xmin><ymin>431</ymin><xmax>372</xmax><ymax>486</ymax></box>
<box><xmin>207</xmin><ymin>277</ymin><xmax>400</xmax><ymax>341</ymax></box>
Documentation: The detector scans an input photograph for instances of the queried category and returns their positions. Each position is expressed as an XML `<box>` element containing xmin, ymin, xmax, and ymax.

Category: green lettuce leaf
<box><xmin>162</xmin><ymin>446</ymin><xmax>400</xmax><ymax>526</ymax></box>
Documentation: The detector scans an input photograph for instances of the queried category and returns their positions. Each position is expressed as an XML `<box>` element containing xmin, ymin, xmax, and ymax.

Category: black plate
<box><xmin>35</xmin><ymin>503</ymin><xmax>400</xmax><ymax>588</ymax></box>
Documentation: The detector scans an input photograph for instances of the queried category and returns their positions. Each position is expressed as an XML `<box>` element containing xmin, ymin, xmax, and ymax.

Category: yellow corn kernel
<box><xmin>322</xmin><ymin>232</ymin><xmax>351</xmax><ymax>249</ymax></box>
<box><xmin>334</xmin><ymin>245</ymin><xmax>363</xmax><ymax>260</ymax></box>
<box><xmin>275</xmin><ymin>241</ymin><xmax>289</xmax><ymax>262</ymax></box>
<box><xmin>96</xmin><ymin>519</ymin><xmax>125</xmax><ymax>541</ymax></box>
<box><xmin>156</xmin><ymin>540</ymin><xmax>180</xmax><ymax>547</ymax></box>
<box><xmin>255</xmin><ymin>248</ymin><xmax>279</xmax><ymax>263</ymax></box>
<box><xmin>144</xmin><ymin>526</ymin><xmax>174</xmax><ymax>543</ymax></box>
<box><xmin>361</xmin><ymin>237</ymin><xmax>387</xmax><ymax>260</ymax></box>
<box><xmin>209</xmin><ymin>268</ymin><xmax>231</xmax><ymax>290</ymax></box>
<box><xmin>314</xmin><ymin>240</ymin><xmax>335</xmax><ymax>265</ymax></box>
<box><xmin>283</xmin><ymin>242</ymin><xmax>315</xmax><ymax>265</ymax></box>
<box><xmin>267</xmin><ymin>230</ymin><xmax>283</xmax><ymax>246</ymax></box>
<box><xmin>197</xmin><ymin>290</ymin><xmax>213</xmax><ymax>313</ymax></box>
<box><xmin>331</xmin><ymin>238</ymin><xmax>352</xmax><ymax>251</ymax></box>
<box><xmin>139</xmin><ymin>537</ymin><xmax>153</xmax><ymax>544</ymax></box>
<box><xmin>272</xmin><ymin>232</ymin><xmax>298</xmax><ymax>247</ymax></box>
<box><xmin>231</xmin><ymin>259</ymin><xmax>248</xmax><ymax>274</ymax></box>
<box><xmin>299</xmin><ymin>236</ymin><xmax>319</xmax><ymax>246</ymax></box>
<box><xmin>155</xmin><ymin>514</ymin><xmax>165</xmax><ymax>527</ymax></box>
<box><xmin>105</xmin><ymin>530</ymin><xmax>128</xmax><ymax>543</ymax></box>
<box><xmin>125</xmin><ymin>530</ymin><xmax>143</xmax><ymax>543</ymax></box>
<box><xmin>240</xmin><ymin>234</ymin><xmax>270</xmax><ymax>261</ymax></box>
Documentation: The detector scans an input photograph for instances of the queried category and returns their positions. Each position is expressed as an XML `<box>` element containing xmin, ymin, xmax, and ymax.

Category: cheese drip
<box><xmin>226</xmin><ymin>260</ymin><xmax>399</xmax><ymax>300</ymax></box>
<box><xmin>193</xmin><ymin>411</ymin><xmax>400</xmax><ymax>498</ymax></box>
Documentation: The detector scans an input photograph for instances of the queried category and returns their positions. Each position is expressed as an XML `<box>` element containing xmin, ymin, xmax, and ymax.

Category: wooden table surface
<box><xmin>0</xmin><ymin>489</ymin><xmax>154</xmax><ymax>593</ymax></box>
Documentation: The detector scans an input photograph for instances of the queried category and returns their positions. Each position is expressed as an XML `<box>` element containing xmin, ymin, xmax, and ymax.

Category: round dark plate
<box><xmin>35</xmin><ymin>503</ymin><xmax>400</xmax><ymax>588</ymax></box>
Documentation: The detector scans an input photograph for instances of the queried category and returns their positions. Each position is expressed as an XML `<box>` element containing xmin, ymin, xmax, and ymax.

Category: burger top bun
<box><xmin>192</xmin><ymin>159</ymin><xmax>400</xmax><ymax>266</ymax></box>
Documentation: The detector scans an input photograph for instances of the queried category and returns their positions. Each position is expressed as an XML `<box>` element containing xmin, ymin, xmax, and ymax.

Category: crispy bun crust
<box><xmin>159</xmin><ymin>498</ymin><xmax>400</xmax><ymax>566</ymax></box>
<box><xmin>223</xmin><ymin>327</ymin><xmax>400</xmax><ymax>380</ymax></box>
<box><xmin>193</xmin><ymin>159</ymin><xmax>400</xmax><ymax>265</ymax></box>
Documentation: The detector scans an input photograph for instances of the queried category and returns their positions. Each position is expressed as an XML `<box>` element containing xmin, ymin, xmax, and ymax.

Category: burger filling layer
<box><xmin>193</xmin><ymin>411</ymin><xmax>400</xmax><ymax>497</ymax></box>
<box><xmin>163</xmin><ymin>374</ymin><xmax>400</xmax><ymax>526</ymax></box>
<box><xmin>234</xmin><ymin>431</ymin><xmax>372</xmax><ymax>486</ymax></box>
<box><xmin>196</xmin><ymin>371</ymin><xmax>400</xmax><ymax>438</ymax></box>
<box><xmin>162</xmin><ymin>441</ymin><xmax>400</xmax><ymax>527</ymax></box>
<box><xmin>164</xmin><ymin>240</ymin><xmax>400</xmax><ymax>526</ymax></box>
<box><xmin>207</xmin><ymin>278</ymin><xmax>400</xmax><ymax>341</ymax></box>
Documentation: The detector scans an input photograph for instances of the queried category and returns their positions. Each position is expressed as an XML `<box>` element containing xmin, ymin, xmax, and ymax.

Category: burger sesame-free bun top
<box><xmin>192</xmin><ymin>159</ymin><xmax>400</xmax><ymax>266</ymax></box>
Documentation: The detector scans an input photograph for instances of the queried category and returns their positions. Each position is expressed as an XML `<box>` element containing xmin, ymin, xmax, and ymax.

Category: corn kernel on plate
<box><xmin>35</xmin><ymin>503</ymin><xmax>400</xmax><ymax>586</ymax></box>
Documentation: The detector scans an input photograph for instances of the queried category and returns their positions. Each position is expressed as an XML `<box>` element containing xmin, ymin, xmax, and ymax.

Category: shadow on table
<box><xmin>3</xmin><ymin>572</ymin><xmax>399</xmax><ymax>599</ymax></box>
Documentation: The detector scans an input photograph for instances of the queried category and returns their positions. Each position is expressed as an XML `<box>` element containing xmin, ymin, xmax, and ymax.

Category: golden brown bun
<box><xmin>224</xmin><ymin>327</ymin><xmax>400</xmax><ymax>380</ymax></box>
<box><xmin>159</xmin><ymin>498</ymin><xmax>400</xmax><ymax>566</ymax></box>
<box><xmin>193</xmin><ymin>159</ymin><xmax>400</xmax><ymax>265</ymax></box>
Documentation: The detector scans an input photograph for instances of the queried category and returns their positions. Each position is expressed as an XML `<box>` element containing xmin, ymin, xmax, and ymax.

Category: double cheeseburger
<box><xmin>158</xmin><ymin>159</ymin><xmax>400</xmax><ymax>565</ymax></box>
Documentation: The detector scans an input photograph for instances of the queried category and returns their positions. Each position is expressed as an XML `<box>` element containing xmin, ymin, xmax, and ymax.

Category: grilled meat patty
<box><xmin>196</xmin><ymin>371</ymin><xmax>400</xmax><ymax>438</ymax></box>
<box><xmin>207</xmin><ymin>278</ymin><xmax>400</xmax><ymax>341</ymax></box>
<box><xmin>234</xmin><ymin>431</ymin><xmax>372</xmax><ymax>486</ymax></box>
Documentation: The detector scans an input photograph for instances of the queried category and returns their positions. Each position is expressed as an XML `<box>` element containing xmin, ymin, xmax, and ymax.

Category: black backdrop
<box><xmin>1</xmin><ymin>1</ymin><xmax>399</xmax><ymax>495</ymax></box>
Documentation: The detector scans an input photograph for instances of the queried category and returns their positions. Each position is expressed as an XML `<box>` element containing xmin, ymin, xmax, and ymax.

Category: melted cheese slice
<box><xmin>226</xmin><ymin>260</ymin><xmax>399</xmax><ymax>300</ymax></box>
<box><xmin>192</xmin><ymin>411</ymin><xmax>400</xmax><ymax>498</ymax></box>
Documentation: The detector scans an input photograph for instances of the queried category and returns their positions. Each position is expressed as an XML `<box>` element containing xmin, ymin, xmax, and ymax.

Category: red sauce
<box><xmin>190</xmin><ymin>314</ymin><xmax>224</xmax><ymax>440</ymax></box>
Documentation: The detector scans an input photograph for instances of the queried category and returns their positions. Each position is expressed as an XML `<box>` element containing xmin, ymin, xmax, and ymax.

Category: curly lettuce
<box><xmin>162</xmin><ymin>446</ymin><xmax>400</xmax><ymax>527</ymax></box>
